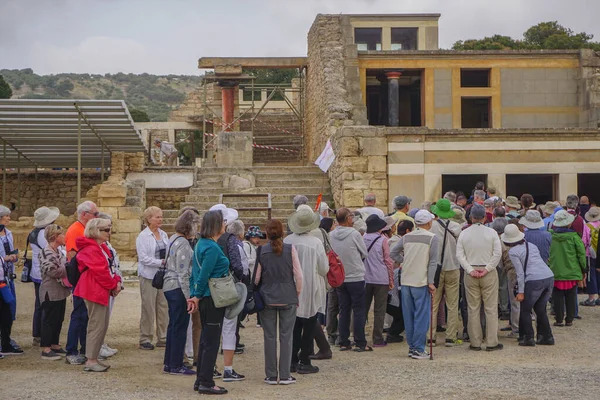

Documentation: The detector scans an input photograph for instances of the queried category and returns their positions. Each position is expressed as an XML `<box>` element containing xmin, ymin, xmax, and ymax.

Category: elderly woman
<box><xmin>39</xmin><ymin>224</ymin><xmax>71</xmax><ymax>360</ymax></box>
<box><xmin>162</xmin><ymin>210</ymin><xmax>200</xmax><ymax>376</ymax></box>
<box><xmin>502</xmin><ymin>224</ymin><xmax>555</xmax><ymax>346</ymax></box>
<box><xmin>136</xmin><ymin>206</ymin><xmax>169</xmax><ymax>350</ymax></box>
<box><xmin>549</xmin><ymin>210</ymin><xmax>586</xmax><ymax>327</ymax></box>
<box><xmin>74</xmin><ymin>218</ymin><xmax>122</xmax><ymax>372</ymax></box>
<box><xmin>256</xmin><ymin>219</ymin><xmax>303</xmax><ymax>385</ymax></box>
<box><xmin>189</xmin><ymin>210</ymin><xmax>230</xmax><ymax>396</ymax></box>
<box><xmin>0</xmin><ymin>205</ymin><xmax>21</xmax><ymax>355</ymax></box>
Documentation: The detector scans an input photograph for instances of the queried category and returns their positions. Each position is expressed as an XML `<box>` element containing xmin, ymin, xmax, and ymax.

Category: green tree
<box><xmin>56</xmin><ymin>79</ymin><xmax>74</xmax><ymax>97</ymax></box>
<box><xmin>243</xmin><ymin>68</ymin><xmax>300</xmax><ymax>84</ymax></box>
<box><xmin>175</xmin><ymin>130</ymin><xmax>203</xmax><ymax>165</ymax></box>
<box><xmin>0</xmin><ymin>75</ymin><xmax>12</xmax><ymax>98</ymax></box>
<box><xmin>129</xmin><ymin>108</ymin><xmax>150</xmax><ymax>122</ymax></box>
<box><xmin>452</xmin><ymin>21</ymin><xmax>600</xmax><ymax>51</ymax></box>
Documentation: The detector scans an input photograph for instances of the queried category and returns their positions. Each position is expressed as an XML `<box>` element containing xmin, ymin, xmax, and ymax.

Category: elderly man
<box><xmin>64</xmin><ymin>201</ymin><xmax>98</xmax><ymax>365</ymax></box>
<box><xmin>391</xmin><ymin>196</ymin><xmax>414</xmax><ymax>223</ymax></box>
<box><xmin>358</xmin><ymin>193</ymin><xmax>385</xmax><ymax>219</ymax></box>
<box><xmin>580</xmin><ymin>196</ymin><xmax>591</xmax><ymax>221</ymax></box>
<box><xmin>153</xmin><ymin>139</ymin><xmax>178</xmax><ymax>166</ymax></box>
<box><xmin>504</xmin><ymin>196</ymin><xmax>522</xmax><ymax>219</ymax></box>
<box><xmin>465</xmin><ymin>190</ymin><xmax>486</xmax><ymax>223</ymax></box>
<box><xmin>390</xmin><ymin>210</ymin><xmax>439</xmax><ymax>359</ymax></box>
<box><xmin>456</xmin><ymin>204</ymin><xmax>503</xmax><ymax>351</ymax></box>
<box><xmin>330</xmin><ymin>208</ymin><xmax>369</xmax><ymax>352</ymax></box>
<box><xmin>443</xmin><ymin>191</ymin><xmax>457</xmax><ymax>205</ymax></box>
<box><xmin>429</xmin><ymin>199</ymin><xmax>463</xmax><ymax>347</ymax></box>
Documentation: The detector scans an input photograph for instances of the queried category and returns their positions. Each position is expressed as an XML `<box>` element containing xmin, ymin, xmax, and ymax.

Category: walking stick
<box><xmin>429</xmin><ymin>292</ymin><xmax>434</xmax><ymax>360</ymax></box>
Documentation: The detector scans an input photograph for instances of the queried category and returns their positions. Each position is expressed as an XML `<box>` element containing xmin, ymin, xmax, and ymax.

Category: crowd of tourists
<box><xmin>0</xmin><ymin>183</ymin><xmax>598</xmax><ymax>395</ymax></box>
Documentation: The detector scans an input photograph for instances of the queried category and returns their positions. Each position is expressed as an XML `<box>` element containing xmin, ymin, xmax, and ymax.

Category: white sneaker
<box><xmin>104</xmin><ymin>344</ymin><xmax>118</xmax><ymax>355</ymax></box>
<box><xmin>99</xmin><ymin>344</ymin><xmax>117</xmax><ymax>358</ymax></box>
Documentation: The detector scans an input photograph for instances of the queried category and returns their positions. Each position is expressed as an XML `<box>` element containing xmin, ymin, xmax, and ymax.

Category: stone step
<box><xmin>253</xmin><ymin>179</ymin><xmax>328</xmax><ymax>188</ymax></box>
<box><xmin>184</xmin><ymin>193</ymin><xmax>333</xmax><ymax>203</ymax></box>
<box><xmin>196</xmin><ymin>166</ymin><xmax>324</xmax><ymax>176</ymax></box>
<box><xmin>162</xmin><ymin>209</ymin><xmax>181</xmax><ymax>218</ymax></box>
<box><xmin>162</xmin><ymin>209</ymin><xmax>298</xmax><ymax>224</ymax></box>
<box><xmin>188</xmin><ymin>186</ymin><xmax>330</xmax><ymax>195</ymax></box>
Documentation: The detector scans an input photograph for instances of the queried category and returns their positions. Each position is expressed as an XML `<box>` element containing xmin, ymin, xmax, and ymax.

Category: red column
<box><xmin>221</xmin><ymin>86</ymin><xmax>236</xmax><ymax>131</ymax></box>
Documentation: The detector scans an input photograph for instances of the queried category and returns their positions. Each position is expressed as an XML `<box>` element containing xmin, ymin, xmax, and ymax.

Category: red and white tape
<box><xmin>203</xmin><ymin>132</ymin><xmax>298</xmax><ymax>153</ymax></box>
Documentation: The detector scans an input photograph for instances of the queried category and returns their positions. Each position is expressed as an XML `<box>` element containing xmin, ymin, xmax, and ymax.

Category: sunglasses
<box><xmin>86</xmin><ymin>211</ymin><xmax>100</xmax><ymax>217</ymax></box>
<box><xmin>100</xmin><ymin>227</ymin><xmax>112</xmax><ymax>233</ymax></box>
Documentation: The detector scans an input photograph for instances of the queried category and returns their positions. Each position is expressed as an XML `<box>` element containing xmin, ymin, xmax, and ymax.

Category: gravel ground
<box><xmin>2</xmin><ymin>281</ymin><xmax>600</xmax><ymax>400</ymax></box>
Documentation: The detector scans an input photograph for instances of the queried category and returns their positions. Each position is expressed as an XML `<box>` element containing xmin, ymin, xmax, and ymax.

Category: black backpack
<box><xmin>66</xmin><ymin>253</ymin><xmax>83</xmax><ymax>287</ymax></box>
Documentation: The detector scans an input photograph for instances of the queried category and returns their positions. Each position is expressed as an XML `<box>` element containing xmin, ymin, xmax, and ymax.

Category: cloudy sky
<box><xmin>1</xmin><ymin>0</ymin><xmax>598</xmax><ymax>76</ymax></box>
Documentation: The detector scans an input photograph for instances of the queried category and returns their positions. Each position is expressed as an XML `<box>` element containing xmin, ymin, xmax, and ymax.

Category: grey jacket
<box><xmin>330</xmin><ymin>226</ymin><xmax>368</xmax><ymax>283</ymax></box>
<box><xmin>163</xmin><ymin>235</ymin><xmax>193</xmax><ymax>298</ymax></box>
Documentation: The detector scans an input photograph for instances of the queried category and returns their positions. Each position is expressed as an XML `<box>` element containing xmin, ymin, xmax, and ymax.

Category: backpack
<box><xmin>21</xmin><ymin>227</ymin><xmax>43</xmax><ymax>283</ymax></box>
<box><xmin>321</xmin><ymin>229</ymin><xmax>345</xmax><ymax>288</ymax></box>
<box><xmin>587</xmin><ymin>223</ymin><xmax>600</xmax><ymax>257</ymax></box>
<box><xmin>65</xmin><ymin>253</ymin><xmax>82</xmax><ymax>288</ymax></box>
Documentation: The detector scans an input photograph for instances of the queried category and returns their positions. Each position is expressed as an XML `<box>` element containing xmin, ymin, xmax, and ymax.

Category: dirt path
<box><xmin>2</xmin><ymin>281</ymin><xmax>600</xmax><ymax>400</ymax></box>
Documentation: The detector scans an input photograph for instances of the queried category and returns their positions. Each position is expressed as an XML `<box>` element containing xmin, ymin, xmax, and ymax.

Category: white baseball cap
<box><xmin>415</xmin><ymin>210</ymin><xmax>434</xmax><ymax>225</ymax></box>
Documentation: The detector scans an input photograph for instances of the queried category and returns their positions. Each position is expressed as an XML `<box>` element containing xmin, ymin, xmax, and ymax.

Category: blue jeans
<box><xmin>337</xmin><ymin>281</ymin><xmax>367</xmax><ymax>348</ymax></box>
<box><xmin>66</xmin><ymin>295</ymin><xmax>88</xmax><ymax>356</ymax></box>
<box><xmin>588</xmin><ymin>264</ymin><xmax>600</xmax><ymax>295</ymax></box>
<box><xmin>9</xmin><ymin>279</ymin><xmax>16</xmax><ymax>321</ymax></box>
<box><xmin>163</xmin><ymin>288</ymin><xmax>190</xmax><ymax>369</ymax></box>
<box><xmin>401</xmin><ymin>285</ymin><xmax>431</xmax><ymax>353</ymax></box>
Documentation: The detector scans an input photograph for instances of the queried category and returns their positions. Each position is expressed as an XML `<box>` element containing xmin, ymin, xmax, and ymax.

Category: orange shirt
<box><xmin>65</xmin><ymin>221</ymin><xmax>85</xmax><ymax>260</ymax></box>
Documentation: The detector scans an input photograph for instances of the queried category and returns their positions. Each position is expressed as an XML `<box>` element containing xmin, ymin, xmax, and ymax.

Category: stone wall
<box><xmin>580</xmin><ymin>49</ymin><xmax>600</xmax><ymax>128</ymax></box>
<box><xmin>0</xmin><ymin>171</ymin><xmax>102</xmax><ymax>217</ymax></box>
<box><xmin>146</xmin><ymin>188</ymin><xmax>189</xmax><ymax>210</ymax></box>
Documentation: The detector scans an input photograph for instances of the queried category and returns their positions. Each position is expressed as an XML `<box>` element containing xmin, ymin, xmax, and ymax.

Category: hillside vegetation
<box><xmin>0</xmin><ymin>69</ymin><xmax>203</xmax><ymax>121</ymax></box>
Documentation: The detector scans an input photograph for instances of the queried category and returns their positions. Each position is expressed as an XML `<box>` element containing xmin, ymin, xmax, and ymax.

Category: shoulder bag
<box><xmin>513</xmin><ymin>241</ymin><xmax>529</xmax><ymax>297</ymax></box>
<box><xmin>152</xmin><ymin>236</ymin><xmax>184</xmax><ymax>290</ymax></box>
<box><xmin>433</xmin><ymin>220</ymin><xmax>452</xmax><ymax>288</ymax></box>
<box><xmin>193</xmin><ymin>242</ymin><xmax>240</xmax><ymax>308</ymax></box>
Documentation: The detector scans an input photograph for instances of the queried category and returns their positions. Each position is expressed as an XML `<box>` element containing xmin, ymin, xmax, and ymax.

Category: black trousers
<box><xmin>195</xmin><ymin>297</ymin><xmax>225</xmax><ymax>389</ymax></box>
<box><xmin>0</xmin><ymin>294</ymin><xmax>13</xmax><ymax>349</ymax></box>
<box><xmin>292</xmin><ymin>314</ymin><xmax>317</xmax><ymax>366</ymax></box>
<box><xmin>41</xmin><ymin>298</ymin><xmax>67</xmax><ymax>348</ymax></box>
<box><xmin>459</xmin><ymin>270</ymin><xmax>469</xmax><ymax>334</ymax></box>
<box><xmin>33</xmin><ymin>282</ymin><xmax>44</xmax><ymax>338</ymax></box>
<box><xmin>552</xmin><ymin>285</ymin><xmax>577</xmax><ymax>324</ymax></box>
<box><xmin>519</xmin><ymin>277</ymin><xmax>554</xmax><ymax>341</ymax></box>
<box><xmin>386</xmin><ymin>301</ymin><xmax>405</xmax><ymax>336</ymax></box>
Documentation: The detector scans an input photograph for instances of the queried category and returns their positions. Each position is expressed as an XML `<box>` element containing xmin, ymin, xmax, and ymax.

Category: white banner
<box><xmin>314</xmin><ymin>139</ymin><xmax>335</xmax><ymax>172</ymax></box>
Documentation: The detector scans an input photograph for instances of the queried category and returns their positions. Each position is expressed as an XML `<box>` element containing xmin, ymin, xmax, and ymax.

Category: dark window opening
<box><xmin>461</xmin><ymin>97</ymin><xmax>491</xmax><ymax>128</ymax></box>
<box><xmin>355</xmin><ymin>28</ymin><xmax>382</xmax><ymax>51</ymax></box>
<box><xmin>578</xmin><ymin>174</ymin><xmax>600</xmax><ymax>206</ymax></box>
<box><xmin>366</xmin><ymin>70</ymin><xmax>423</xmax><ymax>127</ymax></box>
<box><xmin>506</xmin><ymin>174</ymin><xmax>557</xmax><ymax>205</ymax></box>
<box><xmin>391</xmin><ymin>28</ymin><xmax>418</xmax><ymax>50</ymax></box>
<box><xmin>242</xmin><ymin>89</ymin><xmax>261</xmax><ymax>101</ymax></box>
<box><xmin>442</xmin><ymin>174</ymin><xmax>488</xmax><ymax>201</ymax></box>
<box><xmin>461</xmin><ymin>69</ymin><xmax>491</xmax><ymax>87</ymax></box>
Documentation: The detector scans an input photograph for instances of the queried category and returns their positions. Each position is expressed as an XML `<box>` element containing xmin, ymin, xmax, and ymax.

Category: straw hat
<box><xmin>519</xmin><ymin>210</ymin><xmax>544</xmax><ymax>230</ymax></box>
<box><xmin>450</xmin><ymin>206</ymin><xmax>467</xmax><ymax>225</ymax></box>
<box><xmin>541</xmin><ymin>201</ymin><xmax>560</xmax><ymax>215</ymax></box>
<box><xmin>585</xmin><ymin>207</ymin><xmax>600</xmax><ymax>222</ymax></box>
<box><xmin>33</xmin><ymin>206</ymin><xmax>60</xmax><ymax>228</ymax></box>
<box><xmin>288</xmin><ymin>205</ymin><xmax>320</xmax><ymax>234</ymax></box>
<box><xmin>504</xmin><ymin>196</ymin><xmax>521</xmax><ymax>210</ymax></box>
<box><xmin>553</xmin><ymin>210</ymin><xmax>575</xmax><ymax>227</ymax></box>
<box><xmin>501</xmin><ymin>224</ymin><xmax>525</xmax><ymax>244</ymax></box>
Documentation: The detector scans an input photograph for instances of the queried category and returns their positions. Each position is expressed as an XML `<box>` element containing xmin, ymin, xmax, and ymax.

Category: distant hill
<box><xmin>0</xmin><ymin>69</ymin><xmax>203</xmax><ymax>121</ymax></box>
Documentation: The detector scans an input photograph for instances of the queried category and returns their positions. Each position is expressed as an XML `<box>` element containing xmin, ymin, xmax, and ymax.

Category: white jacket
<box><xmin>136</xmin><ymin>227</ymin><xmax>169</xmax><ymax>280</ymax></box>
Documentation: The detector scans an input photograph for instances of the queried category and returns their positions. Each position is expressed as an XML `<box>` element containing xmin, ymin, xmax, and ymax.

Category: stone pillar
<box><xmin>558</xmin><ymin>173</ymin><xmax>578</xmax><ymax>203</ymax></box>
<box><xmin>424</xmin><ymin>173</ymin><xmax>442</xmax><ymax>202</ymax></box>
<box><xmin>218</xmin><ymin>81</ymin><xmax>237</xmax><ymax>132</ymax></box>
<box><xmin>487</xmin><ymin>173</ymin><xmax>506</xmax><ymax>199</ymax></box>
<box><xmin>386</xmin><ymin>71</ymin><xmax>402</xmax><ymax>126</ymax></box>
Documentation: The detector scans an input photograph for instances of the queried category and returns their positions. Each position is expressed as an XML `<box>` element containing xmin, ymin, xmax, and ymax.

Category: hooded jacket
<box><xmin>74</xmin><ymin>237</ymin><xmax>121</xmax><ymax>306</ymax></box>
<box><xmin>549</xmin><ymin>228</ymin><xmax>586</xmax><ymax>281</ymax></box>
<box><xmin>330</xmin><ymin>226</ymin><xmax>368</xmax><ymax>283</ymax></box>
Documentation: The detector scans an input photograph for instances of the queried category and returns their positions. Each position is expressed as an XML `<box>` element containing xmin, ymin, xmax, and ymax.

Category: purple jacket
<box><xmin>362</xmin><ymin>233</ymin><xmax>394</xmax><ymax>286</ymax></box>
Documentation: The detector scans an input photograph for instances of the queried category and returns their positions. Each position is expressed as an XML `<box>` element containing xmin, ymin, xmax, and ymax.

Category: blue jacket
<box><xmin>190</xmin><ymin>238</ymin><xmax>230</xmax><ymax>299</ymax></box>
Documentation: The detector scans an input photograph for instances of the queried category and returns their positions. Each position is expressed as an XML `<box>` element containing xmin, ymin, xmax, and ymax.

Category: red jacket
<box><xmin>73</xmin><ymin>237</ymin><xmax>121</xmax><ymax>306</ymax></box>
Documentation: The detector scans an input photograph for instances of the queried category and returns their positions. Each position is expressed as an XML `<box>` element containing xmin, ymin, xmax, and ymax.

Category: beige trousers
<box><xmin>85</xmin><ymin>300</ymin><xmax>110</xmax><ymax>360</ymax></box>
<box><xmin>139</xmin><ymin>277</ymin><xmax>169</xmax><ymax>345</ymax></box>
<box><xmin>465</xmin><ymin>268</ymin><xmax>499</xmax><ymax>348</ymax></box>
<box><xmin>430</xmin><ymin>269</ymin><xmax>461</xmax><ymax>342</ymax></box>
<box><xmin>166</xmin><ymin>152</ymin><xmax>178</xmax><ymax>166</ymax></box>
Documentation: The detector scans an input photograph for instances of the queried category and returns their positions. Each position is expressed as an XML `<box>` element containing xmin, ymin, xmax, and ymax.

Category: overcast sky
<box><xmin>1</xmin><ymin>0</ymin><xmax>598</xmax><ymax>76</ymax></box>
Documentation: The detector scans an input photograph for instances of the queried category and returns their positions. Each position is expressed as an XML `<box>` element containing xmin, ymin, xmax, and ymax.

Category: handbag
<box><xmin>193</xmin><ymin>243</ymin><xmax>240</xmax><ymax>308</ymax></box>
<box><xmin>244</xmin><ymin>246</ymin><xmax>265</xmax><ymax>314</ymax></box>
<box><xmin>434</xmin><ymin>220</ymin><xmax>451</xmax><ymax>288</ymax></box>
<box><xmin>513</xmin><ymin>241</ymin><xmax>529</xmax><ymax>297</ymax></box>
<box><xmin>152</xmin><ymin>236</ymin><xmax>183</xmax><ymax>290</ymax></box>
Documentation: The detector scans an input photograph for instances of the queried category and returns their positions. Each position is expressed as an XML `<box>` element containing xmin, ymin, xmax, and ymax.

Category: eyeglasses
<box><xmin>86</xmin><ymin>211</ymin><xmax>100</xmax><ymax>217</ymax></box>
<box><xmin>100</xmin><ymin>228</ymin><xmax>112</xmax><ymax>233</ymax></box>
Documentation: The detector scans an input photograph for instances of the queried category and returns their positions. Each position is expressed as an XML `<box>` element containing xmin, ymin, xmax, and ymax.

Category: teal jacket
<box><xmin>549</xmin><ymin>229</ymin><xmax>586</xmax><ymax>281</ymax></box>
<box><xmin>190</xmin><ymin>238</ymin><xmax>230</xmax><ymax>298</ymax></box>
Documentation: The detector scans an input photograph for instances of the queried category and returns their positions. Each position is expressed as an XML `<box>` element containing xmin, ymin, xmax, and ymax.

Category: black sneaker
<box><xmin>386</xmin><ymin>335</ymin><xmax>404</xmax><ymax>343</ymax></box>
<box><xmin>237</xmin><ymin>343</ymin><xmax>245</xmax><ymax>349</ymax></box>
<box><xmin>0</xmin><ymin>345</ymin><xmax>24</xmax><ymax>356</ymax></box>
<box><xmin>52</xmin><ymin>348</ymin><xmax>67</xmax><ymax>356</ymax></box>
<box><xmin>213</xmin><ymin>367</ymin><xmax>223</xmax><ymax>379</ymax></box>
<box><xmin>536</xmin><ymin>337</ymin><xmax>555</xmax><ymax>346</ymax></box>
<box><xmin>139</xmin><ymin>342</ymin><xmax>154</xmax><ymax>350</ymax></box>
<box><xmin>518</xmin><ymin>339</ymin><xmax>536</xmax><ymax>347</ymax></box>
<box><xmin>436</xmin><ymin>326</ymin><xmax>446</xmax><ymax>332</ymax></box>
<box><xmin>41</xmin><ymin>350</ymin><xmax>62</xmax><ymax>361</ymax></box>
<box><xmin>486</xmin><ymin>343</ymin><xmax>504</xmax><ymax>352</ymax></box>
<box><xmin>222</xmin><ymin>369</ymin><xmax>246</xmax><ymax>382</ymax></box>
<box><xmin>234</xmin><ymin>347</ymin><xmax>244</xmax><ymax>355</ymax></box>
<box><xmin>297</xmin><ymin>363</ymin><xmax>319</xmax><ymax>374</ymax></box>
<box><xmin>279</xmin><ymin>376</ymin><xmax>297</xmax><ymax>385</ymax></box>
<box><xmin>264</xmin><ymin>377</ymin><xmax>278</xmax><ymax>385</ymax></box>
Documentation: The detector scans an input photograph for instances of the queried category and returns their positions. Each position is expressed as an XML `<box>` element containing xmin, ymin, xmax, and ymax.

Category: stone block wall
<box><xmin>146</xmin><ymin>188</ymin><xmax>189</xmax><ymax>210</ymax></box>
<box><xmin>0</xmin><ymin>171</ymin><xmax>102</xmax><ymax>217</ymax></box>
<box><xmin>580</xmin><ymin>49</ymin><xmax>600</xmax><ymax>128</ymax></box>
<box><xmin>110</xmin><ymin>151</ymin><xmax>145</xmax><ymax>179</ymax></box>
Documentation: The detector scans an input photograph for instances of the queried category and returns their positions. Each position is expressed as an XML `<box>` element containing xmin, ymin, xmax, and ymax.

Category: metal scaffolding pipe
<box><xmin>17</xmin><ymin>152</ymin><xmax>20</xmax><ymax>210</ymax></box>
<box><xmin>34</xmin><ymin>166</ymin><xmax>38</xmax><ymax>210</ymax></box>
<box><xmin>101</xmin><ymin>144</ymin><xmax>105</xmax><ymax>181</ymax></box>
<box><xmin>2</xmin><ymin>140</ymin><xmax>5</xmax><ymax>204</ymax></box>
<box><xmin>77</xmin><ymin>113</ymin><xmax>81</xmax><ymax>204</ymax></box>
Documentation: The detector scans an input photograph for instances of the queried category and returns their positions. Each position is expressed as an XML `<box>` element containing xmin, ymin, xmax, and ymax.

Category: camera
<box><xmin>7</xmin><ymin>249</ymin><xmax>18</xmax><ymax>255</ymax></box>
<box><xmin>8</xmin><ymin>273</ymin><xmax>17</xmax><ymax>280</ymax></box>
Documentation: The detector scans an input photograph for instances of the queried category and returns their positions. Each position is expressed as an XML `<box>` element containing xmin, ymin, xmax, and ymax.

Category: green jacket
<box><xmin>549</xmin><ymin>230</ymin><xmax>586</xmax><ymax>281</ymax></box>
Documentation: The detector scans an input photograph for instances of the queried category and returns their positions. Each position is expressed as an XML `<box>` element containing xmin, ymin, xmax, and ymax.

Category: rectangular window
<box><xmin>355</xmin><ymin>28</ymin><xmax>382</xmax><ymax>51</ymax></box>
<box><xmin>391</xmin><ymin>28</ymin><xmax>418</xmax><ymax>50</ymax></box>
<box><xmin>461</xmin><ymin>97</ymin><xmax>491</xmax><ymax>128</ymax></box>
<box><xmin>242</xmin><ymin>89</ymin><xmax>261</xmax><ymax>102</ymax></box>
<box><xmin>460</xmin><ymin>69</ymin><xmax>491</xmax><ymax>87</ymax></box>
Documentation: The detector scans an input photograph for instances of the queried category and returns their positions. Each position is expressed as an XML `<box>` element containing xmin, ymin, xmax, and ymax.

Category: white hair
<box><xmin>76</xmin><ymin>201</ymin><xmax>97</xmax><ymax>217</ymax></box>
<box><xmin>364</xmin><ymin>193</ymin><xmax>376</xmax><ymax>204</ymax></box>
<box><xmin>226</xmin><ymin>219</ymin><xmax>245</xmax><ymax>238</ymax></box>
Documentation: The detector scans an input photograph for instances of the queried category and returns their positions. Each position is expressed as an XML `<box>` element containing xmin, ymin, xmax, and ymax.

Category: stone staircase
<box><xmin>161</xmin><ymin>166</ymin><xmax>333</xmax><ymax>233</ymax></box>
